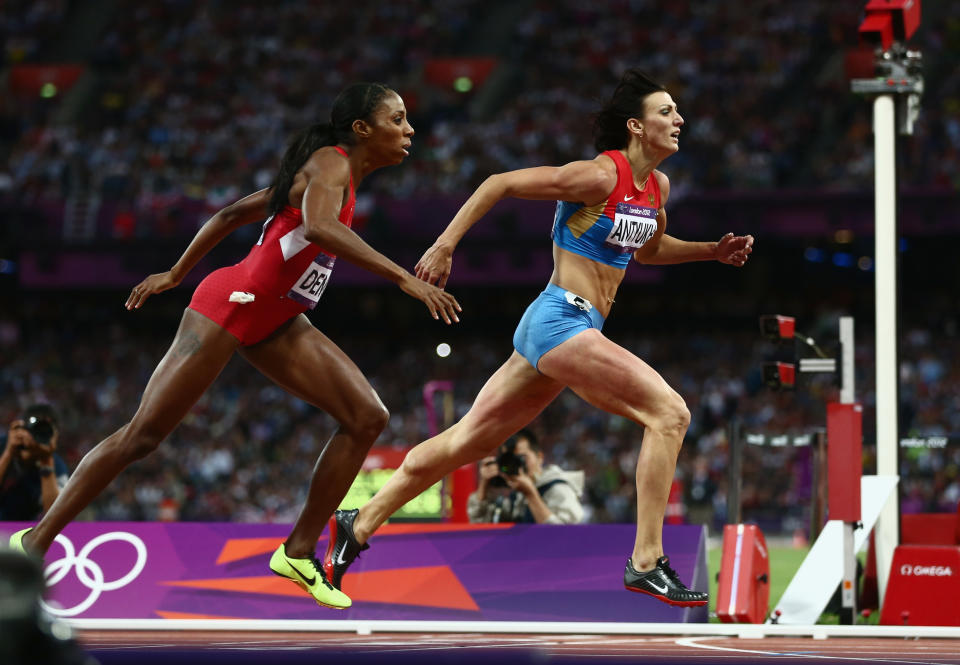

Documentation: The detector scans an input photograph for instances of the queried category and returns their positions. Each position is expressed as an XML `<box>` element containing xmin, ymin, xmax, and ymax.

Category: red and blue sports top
<box><xmin>550</xmin><ymin>149</ymin><xmax>661</xmax><ymax>269</ymax></box>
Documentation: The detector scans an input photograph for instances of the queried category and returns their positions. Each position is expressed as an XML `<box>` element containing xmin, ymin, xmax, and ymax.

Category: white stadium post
<box><xmin>872</xmin><ymin>93</ymin><xmax>899</xmax><ymax>607</ymax></box>
<box><xmin>850</xmin><ymin>0</ymin><xmax>924</xmax><ymax>611</ymax></box>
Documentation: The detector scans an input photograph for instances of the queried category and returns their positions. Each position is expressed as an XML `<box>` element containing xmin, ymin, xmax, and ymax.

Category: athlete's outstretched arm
<box><xmin>631</xmin><ymin>171</ymin><xmax>753</xmax><ymax>267</ymax></box>
<box><xmin>637</xmin><ymin>231</ymin><xmax>754</xmax><ymax>266</ymax></box>
<box><xmin>416</xmin><ymin>158</ymin><xmax>617</xmax><ymax>288</ymax></box>
<box><xmin>126</xmin><ymin>188</ymin><xmax>271</xmax><ymax>309</ymax></box>
<box><xmin>300</xmin><ymin>149</ymin><xmax>461</xmax><ymax>324</ymax></box>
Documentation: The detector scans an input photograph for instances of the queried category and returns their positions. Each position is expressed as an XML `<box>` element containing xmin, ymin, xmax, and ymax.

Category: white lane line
<box><xmin>87</xmin><ymin>645</ymin><xmax>180</xmax><ymax>650</ymax></box>
<box><xmin>675</xmin><ymin>637</ymin><xmax>949</xmax><ymax>665</ymax></box>
<box><xmin>559</xmin><ymin>637</ymin><xmax>680</xmax><ymax>645</ymax></box>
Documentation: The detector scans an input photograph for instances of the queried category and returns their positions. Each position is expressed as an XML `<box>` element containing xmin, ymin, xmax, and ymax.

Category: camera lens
<box><xmin>25</xmin><ymin>417</ymin><xmax>54</xmax><ymax>445</ymax></box>
<box><xmin>496</xmin><ymin>449</ymin><xmax>525</xmax><ymax>476</ymax></box>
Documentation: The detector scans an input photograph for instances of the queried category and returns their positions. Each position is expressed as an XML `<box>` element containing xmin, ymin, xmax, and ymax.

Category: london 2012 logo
<box><xmin>41</xmin><ymin>531</ymin><xmax>148</xmax><ymax>617</ymax></box>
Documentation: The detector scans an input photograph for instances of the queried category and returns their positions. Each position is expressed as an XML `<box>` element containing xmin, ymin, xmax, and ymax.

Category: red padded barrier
<box><xmin>880</xmin><ymin>545</ymin><xmax>960</xmax><ymax>626</ymax></box>
<box><xmin>716</xmin><ymin>524</ymin><xmax>770</xmax><ymax>623</ymax></box>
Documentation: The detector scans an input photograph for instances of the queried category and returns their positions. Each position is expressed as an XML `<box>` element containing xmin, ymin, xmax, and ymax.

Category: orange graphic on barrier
<box><xmin>164</xmin><ymin>565</ymin><xmax>479</xmax><ymax>611</ymax></box>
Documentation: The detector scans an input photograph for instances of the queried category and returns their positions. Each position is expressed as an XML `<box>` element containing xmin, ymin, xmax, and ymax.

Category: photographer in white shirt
<box><xmin>467</xmin><ymin>429</ymin><xmax>584</xmax><ymax>524</ymax></box>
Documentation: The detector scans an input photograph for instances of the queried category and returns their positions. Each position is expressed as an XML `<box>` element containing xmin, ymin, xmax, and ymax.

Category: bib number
<box><xmin>288</xmin><ymin>260</ymin><xmax>332</xmax><ymax>308</ymax></box>
<box><xmin>605</xmin><ymin>202</ymin><xmax>658</xmax><ymax>253</ymax></box>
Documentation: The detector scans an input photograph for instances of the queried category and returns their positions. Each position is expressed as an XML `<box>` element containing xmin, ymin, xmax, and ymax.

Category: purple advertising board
<box><xmin>1</xmin><ymin>522</ymin><xmax>708</xmax><ymax>623</ymax></box>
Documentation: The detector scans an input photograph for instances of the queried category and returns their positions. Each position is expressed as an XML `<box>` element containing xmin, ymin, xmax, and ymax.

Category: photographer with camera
<box><xmin>467</xmin><ymin>429</ymin><xmax>584</xmax><ymax>524</ymax></box>
<box><xmin>0</xmin><ymin>404</ymin><xmax>69</xmax><ymax>520</ymax></box>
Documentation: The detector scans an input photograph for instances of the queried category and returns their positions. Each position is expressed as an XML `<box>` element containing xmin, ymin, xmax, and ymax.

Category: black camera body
<box><xmin>497</xmin><ymin>448</ymin><xmax>526</xmax><ymax>477</ymax></box>
<box><xmin>488</xmin><ymin>440</ymin><xmax>527</xmax><ymax>488</ymax></box>
<box><xmin>25</xmin><ymin>416</ymin><xmax>55</xmax><ymax>446</ymax></box>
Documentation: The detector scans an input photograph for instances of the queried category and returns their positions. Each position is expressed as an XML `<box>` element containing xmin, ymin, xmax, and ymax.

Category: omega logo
<box><xmin>899</xmin><ymin>564</ymin><xmax>953</xmax><ymax>577</ymax></box>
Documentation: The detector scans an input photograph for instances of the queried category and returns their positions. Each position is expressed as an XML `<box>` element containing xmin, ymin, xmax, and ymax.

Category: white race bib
<box><xmin>288</xmin><ymin>259</ymin><xmax>332</xmax><ymax>308</ymax></box>
<box><xmin>605</xmin><ymin>202</ymin><xmax>658</xmax><ymax>253</ymax></box>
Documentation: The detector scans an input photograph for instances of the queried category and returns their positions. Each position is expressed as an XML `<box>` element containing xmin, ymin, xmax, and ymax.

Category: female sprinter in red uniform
<box><xmin>10</xmin><ymin>82</ymin><xmax>461</xmax><ymax>610</ymax></box>
<box><xmin>324</xmin><ymin>70</ymin><xmax>753</xmax><ymax>607</ymax></box>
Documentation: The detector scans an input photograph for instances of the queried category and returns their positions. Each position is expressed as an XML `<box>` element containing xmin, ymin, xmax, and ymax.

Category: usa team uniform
<box><xmin>189</xmin><ymin>147</ymin><xmax>356</xmax><ymax>345</ymax></box>
<box><xmin>513</xmin><ymin>150</ymin><xmax>662</xmax><ymax>369</ymax></box>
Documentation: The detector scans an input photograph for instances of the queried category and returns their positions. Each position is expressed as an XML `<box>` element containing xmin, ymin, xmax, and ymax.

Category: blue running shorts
<box><xmin>513</xmin><ymin>282</ymin><xmax>606</xmax><ymax>370</ymax></box>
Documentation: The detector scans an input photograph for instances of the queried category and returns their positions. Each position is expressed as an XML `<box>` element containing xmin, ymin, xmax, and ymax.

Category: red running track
<box><xmin>76</xmin><ymin>630</ymin><xmax>960</xmax><ymax>665</ymax></box>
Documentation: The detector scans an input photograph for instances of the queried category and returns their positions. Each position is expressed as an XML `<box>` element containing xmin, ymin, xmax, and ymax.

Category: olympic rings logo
<box><xmin>41</xmin><ymin>531</ymin><xmax>148</xmax><ymax>617</ymax></box>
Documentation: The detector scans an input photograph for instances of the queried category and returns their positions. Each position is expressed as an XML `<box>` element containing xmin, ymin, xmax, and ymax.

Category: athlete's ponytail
<box><xmin>593</xmin><ymin>69</ymin><xmax>666</xmax><ymax>152</ymax></box>
<box><xmin>267</xmin><ymin>82</ymin><xmax>393</xmax><ymax>215</ymax></box>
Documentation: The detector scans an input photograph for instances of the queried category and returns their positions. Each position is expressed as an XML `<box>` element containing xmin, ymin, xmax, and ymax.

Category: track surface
<box><xmin>78</xmin><ymin>630</ymin><xmax>960</xmax><ymax>665</ymax></box>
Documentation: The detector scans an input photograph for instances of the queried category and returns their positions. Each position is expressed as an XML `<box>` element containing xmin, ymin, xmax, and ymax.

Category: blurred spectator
<box><xmin>2</xmin><ymin>289</ymin><xmax>957</xmax><ymax>531</ymax></box>
<box><xmin>3</xmin><ymin>1</ymin><xmax>958</xmax><ymax>228</ymax></box>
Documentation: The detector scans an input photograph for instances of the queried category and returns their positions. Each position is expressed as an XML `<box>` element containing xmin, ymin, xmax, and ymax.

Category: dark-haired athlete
<box><xmin>326</xmin><ymin>70</ymin><xmax>753</xmax><ymax>608</ymax></box>
<box><xmin>9</xmin><ymin>83</ymin><xmax>461</xmax><ymax>610</ymax></box>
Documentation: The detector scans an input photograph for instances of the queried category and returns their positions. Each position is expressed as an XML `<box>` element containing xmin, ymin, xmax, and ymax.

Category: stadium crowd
<box><xmin>2</xmin><ymin>0</ymin><xmax>959</xmax><ymax>223</ymax></box>
<box><xmin>2</xmin><ymin>289</ymin><xmax>957</xmax><ymax>532</ymax></box>
<box><xmin>3</xmin><ymin>1</ymin><xmax>959</xmax><ymax>530</ymax></box>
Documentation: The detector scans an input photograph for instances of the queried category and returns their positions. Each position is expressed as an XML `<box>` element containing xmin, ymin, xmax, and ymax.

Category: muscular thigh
<box><xmin>452</xmin><ymin>352</ymin><xmax>564</xmax><ymax>451</ymax></box>
<box><xmin>537</xmin><ymin>329</ymin><xmax>679</xmax><ymax>427</ymax></box>
<box><xmin>131</xmin><ymin>309</ymin><xmax>239</xmax><ymax>437</ymax></box>
<box><xmin>239</xmin><ymin>314</ymin><xmax>380</xmax><ymax>421</ymax></box>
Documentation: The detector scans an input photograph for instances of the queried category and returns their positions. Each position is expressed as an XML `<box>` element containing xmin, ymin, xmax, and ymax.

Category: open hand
<box><xmin>715</xmin><ymin>233</ymin><xmax>754</xmax><ymax>267</ymax></box>
<box><xmin>3</xmin><ymin>420</ymin><xmax>27</xmax><ymax>459</ymax></box>
<box><xmin>6</xmin><ymin>420</ymin><xmax>54</xmax><ymax>463</ymax></box>
<box><xmin>415</xmin><ymin>242</ymin><xmax>454</xmax><ymax>289</ymax></box>
<box><xmin>503</xmin><ymin>468</ymin><xmax>537</xmax><ymax>497</ymax></box>
<box><xmin>399</xmin><ymin>273</ymin><xmax>461</xmax><ymax>324</ymax></box>
<box><xmin>126</xmin><ymin>271</ymin><xmax>181</xmax><ymax>310</ymax></box>
<box><xmin>479</xmin><ymin>456</ymin><xmax>500</xmax><ymax>482</ymax></box>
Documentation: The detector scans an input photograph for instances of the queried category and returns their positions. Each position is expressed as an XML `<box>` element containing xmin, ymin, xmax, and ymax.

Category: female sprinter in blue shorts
<box><xmin>10</xmin><ymin>83</ymin><xmax>460</xmax><ymax>611</ymax></box>
<box><xmin>324</xmin><ymin>69</ymin><xmax>753</xmax><ymax>607</ymax></box>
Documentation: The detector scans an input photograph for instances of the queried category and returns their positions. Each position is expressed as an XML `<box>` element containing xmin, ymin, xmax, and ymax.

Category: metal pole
<box><xmin>727</xmin><ymin>418</ymin><xmax>742</xmax><ymax>525</ymax></box>
<box><xmin>839</xmin><ymin>316</ymin><xmax>857</xmax><ymax>624</ymax></box>
<box><xmin>872</xmin><ymin>94</ymin><xmax>900</xmax><ymax>607</ymax></box>
<box><xmin>809</xmin><ymin>430</ymin><xmax>827</xmax><ymax>544</ymax></box>
<box><xmin>839</xmin><ymin>317</ymin><xmax>855</xmax><ymax>405</ymax></box>
<box><xmin>841</xmin><ymin>525</ymin><xmax>857</xmax><ymax>624</ymax></box>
